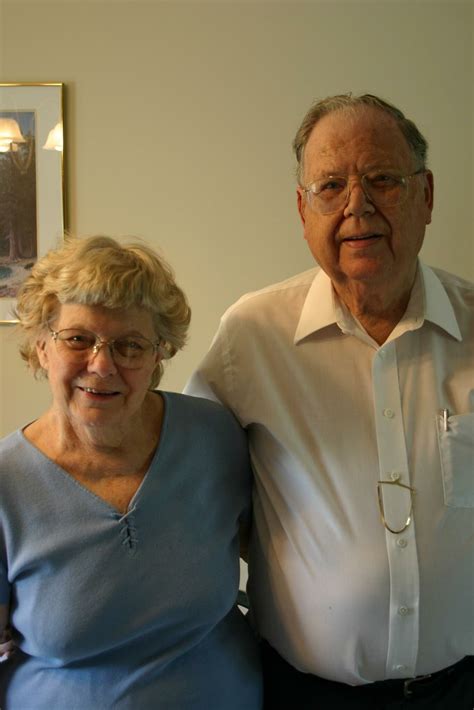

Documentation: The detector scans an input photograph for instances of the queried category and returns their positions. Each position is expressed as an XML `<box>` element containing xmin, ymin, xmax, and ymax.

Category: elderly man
<box><xmin>185</xmin><ymin>94</ymin><xmax>473</xmax><ymax>708</ymax></box>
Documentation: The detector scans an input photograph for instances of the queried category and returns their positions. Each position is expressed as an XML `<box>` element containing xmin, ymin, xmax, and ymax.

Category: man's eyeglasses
<box><xmin>49</xmin><ymin>328</ymin><xmax>161</xmax><ymax>369</ymax></box>
<box><xmin>302</xmin><ymin>169</ymin><xmax>426</xmax><ymax>215</ymax></box>
<box><xmin>376</xmin><ymin>480</ymin><xmax>415</xmax><ymax>535</ymax></box>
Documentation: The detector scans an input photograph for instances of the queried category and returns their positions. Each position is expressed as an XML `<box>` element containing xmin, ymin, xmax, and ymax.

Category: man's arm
<box><xmin>185</xmin><ymin>322</ymin><xmax>253</xmax><ymax>564</ymax></box>
<box><xmin>239</xmin><ymin>516</ymin><xmax>251</xmax><ymax>562</ymax></box>
<box><xmin>184</xmin><ymin>369</ymin><xmax>223</xmax><ymax>404</ymax></box>
<box><xmin>184</xmin><ymin>317</ymin><xmax>236</xmax><ymax>411</ymax></box>
<box><xmin>0</xmin><ymin>604</ymin><xmax>13</xmax><ymax>662</ymax></box>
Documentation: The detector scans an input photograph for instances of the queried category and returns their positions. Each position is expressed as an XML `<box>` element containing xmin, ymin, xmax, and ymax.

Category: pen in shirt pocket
<box><xmin>442</xmin><ymin>408</ymin><xmax>449</xmax><ymax>431</ymax></box>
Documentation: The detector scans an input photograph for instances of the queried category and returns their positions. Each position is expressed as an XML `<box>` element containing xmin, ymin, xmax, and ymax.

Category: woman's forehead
<box><xmin>54</xmin><ymin>303</ymin><xmax>154</xmax><ymax>333</ymax></box>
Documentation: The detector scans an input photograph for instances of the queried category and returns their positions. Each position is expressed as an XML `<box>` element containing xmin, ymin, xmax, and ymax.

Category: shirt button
<box><xmin>398</xmin><ymin>606</ymin><xmax>409</xmax><ymax>616</ymax></box>
<box><xmin>390</xmin><ymin>472</ymin><xmax>401</xmax><ymax>481</ymax></box>
<box><xmin>383</xmin><ymin>408</ymin><xmax>395</xmax><ymax>418</ymax></box>
<box><xmin>396</xmin><ymin>664</ymin><xmax>408</xmax><ymax>673</ymax></box>
<box><xmin>397</xmin><ymin>539</ymin><xmax>408</xmax><ymax>548</ymax></box>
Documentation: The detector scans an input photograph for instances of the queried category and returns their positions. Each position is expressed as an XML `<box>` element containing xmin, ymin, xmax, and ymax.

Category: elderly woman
<box><xmin>0</xmin><ymin>236</ymin><xmax>262</xmax><ymax>709</ymax></box>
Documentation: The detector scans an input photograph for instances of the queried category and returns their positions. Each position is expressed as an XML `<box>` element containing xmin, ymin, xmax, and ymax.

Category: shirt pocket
<box><xmin>436</xmin><ymin>412</ymin><xmax>474</xmax><ymax>508</ymax></box>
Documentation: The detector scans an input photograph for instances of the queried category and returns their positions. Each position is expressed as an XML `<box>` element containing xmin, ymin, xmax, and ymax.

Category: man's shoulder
<box><xmin>223</xmin><ymin>267</ymin><xmax>320</xmax><ymax>322</ymax></box>
<box><xmin>429</xmin><ymin>265</ymin><xmax>473</xmax><ymax>292</ymax></box>
<box><xmin>428</xmin><ymin>265</ymin><xmax>474</xmax><ymax>309</ymax></box>
<box><xmin>423</xmin><ymin>265</ymin><xmax>474</xmax><ymax>341</ymax></box>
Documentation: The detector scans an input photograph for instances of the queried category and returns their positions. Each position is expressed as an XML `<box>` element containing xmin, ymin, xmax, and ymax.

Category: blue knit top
<box><xmin>0</xmin><ymin>392</ymin><xmax>262</xmax><ymax>709</ymax></box>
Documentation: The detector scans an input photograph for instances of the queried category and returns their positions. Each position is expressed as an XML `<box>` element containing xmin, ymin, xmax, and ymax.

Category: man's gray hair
<box><xmin>292</xmin><ymin>93</ymin><xmax>429</xmax><ymax>185</ymax></box>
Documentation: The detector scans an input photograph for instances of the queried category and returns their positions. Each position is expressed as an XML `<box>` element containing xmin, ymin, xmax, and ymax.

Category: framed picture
<box><xmin>0</xmin><ymin>82</ymin><xmax>65</xmax><ymax>323</ymax></box>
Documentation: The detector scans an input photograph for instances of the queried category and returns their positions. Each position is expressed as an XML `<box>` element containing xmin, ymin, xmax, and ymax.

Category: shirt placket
<box><xmin>372</xmin><ymin>342</ymin><xmax>419</xmax><ymax>678</ymax></box>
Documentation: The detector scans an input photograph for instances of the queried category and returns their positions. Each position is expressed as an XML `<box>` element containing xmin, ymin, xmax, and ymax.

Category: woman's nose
<box><xmin>87</xmin><ymin>342</ymin><xmax>118</xmax><ymax>376</ymax></box>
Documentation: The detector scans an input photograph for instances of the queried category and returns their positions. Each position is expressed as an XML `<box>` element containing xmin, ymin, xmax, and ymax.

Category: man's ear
<box><xmin>424</xmin><ymin>170</ymin><xmax>434</xmax><ymax>225</ymax></box>
<box><xmin>297</xmin><ymin>188</ymin><xmax>306</xmax><ymax>226</ymax></box>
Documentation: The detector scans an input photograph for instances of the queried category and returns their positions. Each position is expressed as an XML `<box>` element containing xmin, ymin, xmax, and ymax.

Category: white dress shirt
<box><xmin>184</xmin><ymin>261</ymin><xmax>474</xmax><ymax>685</ymax></box>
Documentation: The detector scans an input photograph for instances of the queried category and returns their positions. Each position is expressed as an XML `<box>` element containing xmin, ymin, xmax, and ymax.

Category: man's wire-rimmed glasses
<box><xmin>376</xmin><ymin>480</ymin><xmax>415</xmax><ymax>534</ymax></box>
<box><xmin>49</xmin><ymin>328</ymin><xmax>161</xmax><ymax>369</ymax></box>
<box><xmin>302</xmin><ymin>169</ymin><xmax>426</xmax><ymax>215</ymax></box>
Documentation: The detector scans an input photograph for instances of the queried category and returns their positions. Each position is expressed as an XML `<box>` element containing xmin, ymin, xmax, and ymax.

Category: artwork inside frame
<box><xmin>0</xmin><ymin>83</ymin><xmax>65</xmax><ymax>323</ymax></box>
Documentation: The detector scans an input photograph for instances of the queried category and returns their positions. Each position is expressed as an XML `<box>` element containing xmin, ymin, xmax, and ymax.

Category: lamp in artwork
<box><xmin>43</xmin><ymin>121</ymin><xmax>63</xmax><ymax>152</ymax></box>
<box><xmin>0</xmin><ymin>117</ymin><xmax>26</xmax><ymax>152</ymax></box>
<box><xmin>0</xmin><ymin>117</ymin><xmax>33</xmax><ymax>173</ymax></box>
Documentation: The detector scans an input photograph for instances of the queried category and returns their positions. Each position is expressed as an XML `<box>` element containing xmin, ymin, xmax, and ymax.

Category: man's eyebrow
<box><xmin>310</xmin><ymin>164</ymin><xmax>402</xmax><ymax>178</ymax></box>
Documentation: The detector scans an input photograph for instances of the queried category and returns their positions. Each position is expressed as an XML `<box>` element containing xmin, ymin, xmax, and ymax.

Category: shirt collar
<box><xmin>294</xmin><ymin>261</ymin><xmax>462</xmax><ymax>345</ymax></box>
<box><xmin>419</xmin><ymin>262</ymin><xmax>462</xmax><ymax>341</ymax></box>
<box><xmin>294</xmin><ymin>268</ymin><xmax>338</xmax><ymax>344</ymax></box>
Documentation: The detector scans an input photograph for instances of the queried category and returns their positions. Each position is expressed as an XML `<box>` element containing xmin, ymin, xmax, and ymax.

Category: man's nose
<box><xmin>343</xmin><ymin>179</ymin><xmax>375</xmax><ymax>218</ymax></box>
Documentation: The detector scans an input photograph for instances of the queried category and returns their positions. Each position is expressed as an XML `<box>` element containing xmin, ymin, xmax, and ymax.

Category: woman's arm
<box><xmin>0</xmin><ymin>604</ymin><xmax>14</xmax><ymax>662</ymax></box>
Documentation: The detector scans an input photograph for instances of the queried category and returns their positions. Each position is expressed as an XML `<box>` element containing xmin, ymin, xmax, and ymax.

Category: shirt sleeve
<box><xmin>184</xmin><ymin>318</ymin><xmax>237</xmax><ymax>410</ymax></box>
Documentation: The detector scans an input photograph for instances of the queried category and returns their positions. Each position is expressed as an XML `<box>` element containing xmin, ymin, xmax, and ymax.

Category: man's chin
<box><xmin>339</xmin><ymin>260</ymin><xmax>391</xmax><ymax>285</ymax></box>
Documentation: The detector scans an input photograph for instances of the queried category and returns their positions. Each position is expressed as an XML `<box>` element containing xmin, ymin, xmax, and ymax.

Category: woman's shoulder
<box><xmin>0</xmin><ymin>431</ymin><xmax>33</xmax><ymax>503</ymax></box>
<box><xmin>0</xmin><ymin>428</ymin><xmax>43</xmax><ymax>484</ymax></box>
<box><xmin>160</xmin><ymin>391</ymin><xmax>246</xmax><ymax>446</ymax></box>
<box><xmin>0</xmin><ymin>429</ymin><xmax>28</xmax><ymax>461</ymax></box>
<box><xmin>161</xmin><ymin>391</ymin><xmax>240</xmax><ymax>423</ymax></box>
<box><xmin>156</xmin><ymin>392</ymin><xmax>251</xmax><ymax>494</ymax></box>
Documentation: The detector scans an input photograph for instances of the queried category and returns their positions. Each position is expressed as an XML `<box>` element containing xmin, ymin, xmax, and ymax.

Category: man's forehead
<box><xmin>305</xmin><ymin>106</ymin><xmax>411</xmax><ymax>166</ymax></box>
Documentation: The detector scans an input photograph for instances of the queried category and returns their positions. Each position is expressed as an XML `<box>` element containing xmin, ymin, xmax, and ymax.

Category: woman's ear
<box><xmin>36</xmin><ymin>337</ymin><xmax>49</xmax><ymax>372</ymax></box>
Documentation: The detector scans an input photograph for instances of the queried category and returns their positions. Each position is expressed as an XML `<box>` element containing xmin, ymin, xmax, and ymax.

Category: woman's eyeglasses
<box><xmin>49</xmin><ymin>328</ymin><xmax>161</xmax><ymax>369</ymax></box>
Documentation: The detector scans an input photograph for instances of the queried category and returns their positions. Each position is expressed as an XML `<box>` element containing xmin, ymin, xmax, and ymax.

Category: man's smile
<box><xmin>340</xmin><ymin>233</ymin><xmax>385</xmax><ymax>248</ymax></box>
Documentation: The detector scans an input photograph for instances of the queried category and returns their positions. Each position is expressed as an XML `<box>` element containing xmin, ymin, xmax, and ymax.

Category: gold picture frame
<box><xmin>0</xmin><ymin>82</ymin><xmax>65</xmax><ymax>323</ymax></box>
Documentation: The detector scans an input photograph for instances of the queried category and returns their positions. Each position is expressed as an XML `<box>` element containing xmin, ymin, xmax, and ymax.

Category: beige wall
<box><xmin>0</xmin><ymin>0</ymin><xmax>473</xmax><ymax>437</ymax></box>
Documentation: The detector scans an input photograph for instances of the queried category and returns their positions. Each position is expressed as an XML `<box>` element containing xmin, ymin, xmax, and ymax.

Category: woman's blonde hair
<box><xmin>15</xmin><ymin>235</ymin><xmax>191</xmax><ymax>388</ymax></box>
